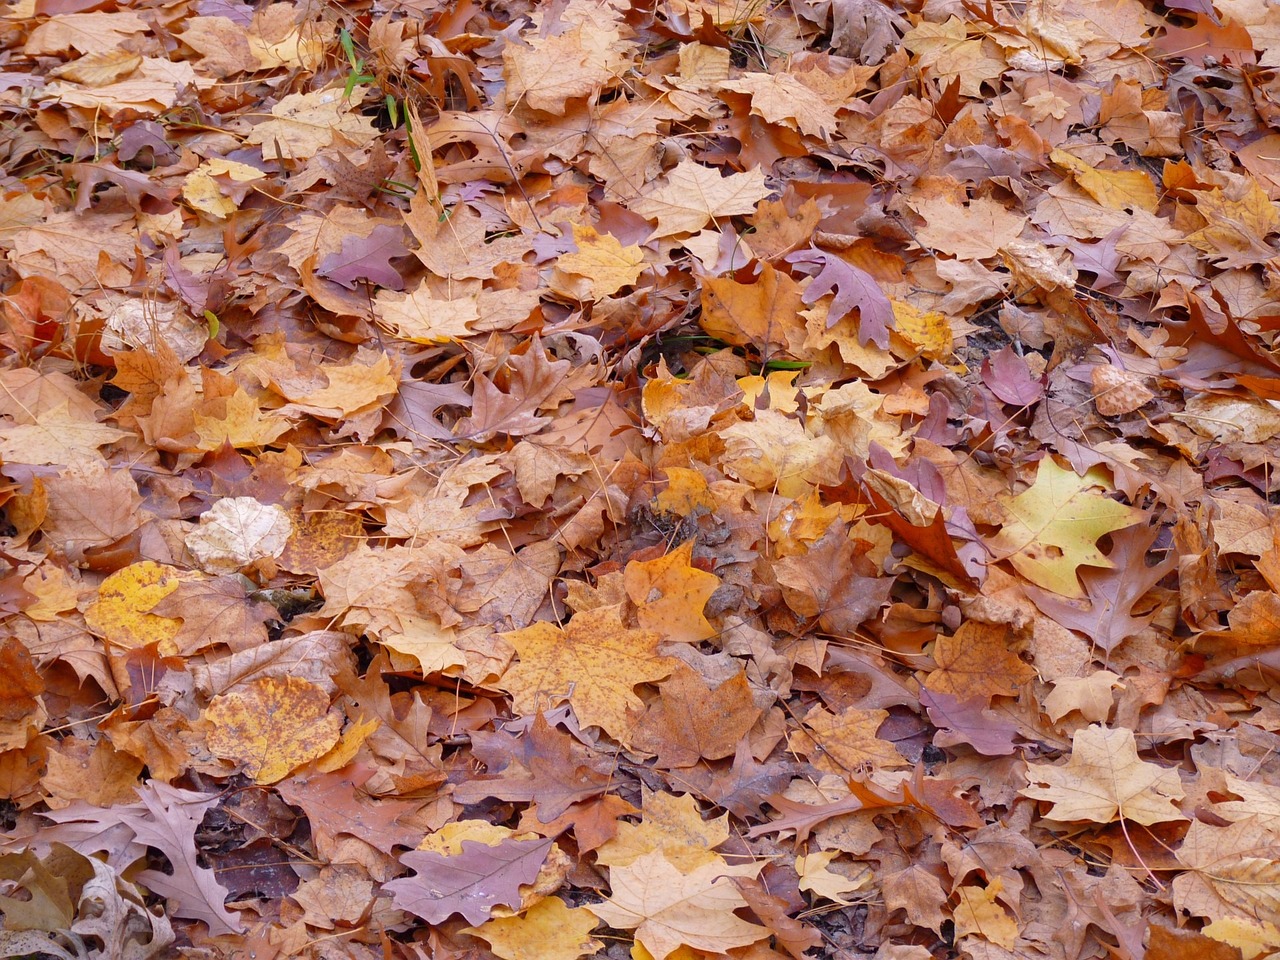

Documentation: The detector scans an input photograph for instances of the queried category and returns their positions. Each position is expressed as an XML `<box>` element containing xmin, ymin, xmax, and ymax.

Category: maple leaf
<box><xmin>84</xmin><ymin>561</ymin><xmax>184</xmax><ymax>655</ymax></box>
<box><xmin>244</xmin><ymin>87</ymin><xmax>378</xmax><ymax>160</ymax></box>
<box><xmin>628</xmin><ymin>159</ymin><xmax>769</xmax><ymax>238</ymax></box>
<box><xmin>629</xmin><ymin>665</ymin><xmax>761</xmax><ymax>768</ymax></box>
<box><xmin>385</xmin><ymin>838</ymin><xmax>553</xmax><ymax>925</ymax></box>
<box><xmin>591</xmin><ymin>851</ymin><xmax>768</xmax><ymax>960</ymax></box>
<box><xmin>317</xmin><ymin>223</ymin><xmax>409</xmax><ymax>290</ymax></box>
<box><xmin>1021</xmin><ymin>724</ymin><xmax>1187</xmax><ymax>825</ymax></box>
<box><xmin>698</xmin><ymin>262</ymin><xmax>807</xmax><ymax>358</ymax></box>
<box><xmin>497</xmin><ymin>605</ymin><xmax>675</xmax><ymax>745</ymax></box>
<box><xmin>623</xmin><ymin>540</ymin><xmax>720</xmax><ymax>643</ymax></box>
<box><xmin>551</xmin><ymin>223</ymin><xmax>646</xmax><ymax>301</ymax></box>
<box><xmin>985</xmin><ymin>457</ymin><xmax>1146</xmax><ymax>598</ymax></box>
<box><xmin>595</xmin><ymin>790</ymin><xmax>730</xmax><ymax>875</ymax></box>
<box><xmin>924</xmin><ymin>620</ymin><xmax>1036</xmax><ymax>702</ymax></box>
<box><xmin>462</xmin><ymin>896</ymin><xmax>603</xmax><ymax>960</ymax></box>
<box><xmin>503</xmin><ymin>22</ymin><xmax>629</xmax><ymax>113</ymax></box>
<box><xmin>0</xmin><ymin>403</ymin><xmax>128</xmax><ymax>465</ymax></box>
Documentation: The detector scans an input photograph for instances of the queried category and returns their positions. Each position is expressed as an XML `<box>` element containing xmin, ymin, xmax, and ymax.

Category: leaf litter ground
<box><xmin>2</xmin><ymin>0</ymin><xmax>1280</xmax><ymax>958</ymax></box>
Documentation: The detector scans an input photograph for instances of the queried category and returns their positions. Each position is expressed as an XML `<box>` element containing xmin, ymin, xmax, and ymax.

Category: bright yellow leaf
<box><xmin>1050</xmin><ymin>148</ymin><xmax>1158</xmax><ymax>213</ymax></box>
<box><xmin>463</xmin><ymin>896</ymin><xmax>602</xmax><ymax>960</ymax></box>
<box><xmin>497</xmin><ymin>605</ymin><xmax>674</xmax><ymax>745</ymax></box>
<box><xmin>985</xmin><ymin>458</ymin><xmax>1145</xmax><ymax>598</ymax></box>
<box><xmin>84</xmin><ymin>561</ymin><xmax>184</xmax><ymax>655</ymax></box>
<box><xmin>205</xmin><ymin>676</ymin><xmax>342</xmax><ymax>784</ymax></box>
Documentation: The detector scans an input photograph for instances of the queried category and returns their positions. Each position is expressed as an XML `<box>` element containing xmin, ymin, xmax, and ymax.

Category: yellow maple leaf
<box><xmin>1022</xmin><ymin>723</ymin><xmax>1186</xmax><ymax>825</ymax></box>
<box><xmin>1050</xmin><ymin>148</ymin><xmax>1158</xmax><ymax>213</ymax></box>
<box><xmin>551</xmin><ymin>224</ymin><xmax>645</xmax><ymax>301</ymax></box>
<box><xmin>205</xmin><ymin>676</ymin><xmax>342</xmax><ymax>784</ymax></box>
<box><xmin>623</xmin><ymin>541</ymin><xmax>720</xmax><ymax>644</ymax></box>
<box><xmin>954</xmin><ymin>877</ymin><xmax>1018</xmax><ymax>948</ymax></box>
<box><xmin>503</xmin><ymin>21</ymin><xmax>629</xmax><ymax>114</ymax></box>
<box><xmin>595</xmin><ymin>790</ymin><xmax>729</xmax><ymax>872</ymax></box>
<box><xmin>1186</xmin><ymin>179</ymin><xmax>1280</xmax><ymax>267</ymax></box>
<box><xmin>720</xmin><ymin>408</ymin><xmax>842</xmax><ymax>499</ymax></box>
<box><xmin>985</xmin><ymin>457</ymin><xmax>1145</xmax><ymax>597</ymax></box>
<box><xmin>463</xmin><ymin>896</ymin><xmax>602</xmax><ymax>960</ymax></box>
<box><xmin>629</xmin><ymin>159</ymin><xmax>769</xmax><ymax>238</ymax></box>
<box><xmin>194</xmin><ymin>389</ymin><xmax>292</xmax><ymax>451</ymax></box>
<box><xmin>788</xmin><ymin>705</ymin><xmax>908</xmax><ymax>776</ymax></box>
<box><xmin>497</xmin><ymin>605</ymin><xmax>674</xmax><ymax>745</ymax></box>
<box><xmin>591</xmin><ymin>851</ymin><xmax>767</xmax><ymax>960</ymax></box>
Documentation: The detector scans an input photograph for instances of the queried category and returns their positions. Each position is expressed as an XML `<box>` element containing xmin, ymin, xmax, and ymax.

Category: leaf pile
<box><xmin>3</xmin><ymin>0</ymin><xmax>1280</xmax><ymax>958</ymax></box>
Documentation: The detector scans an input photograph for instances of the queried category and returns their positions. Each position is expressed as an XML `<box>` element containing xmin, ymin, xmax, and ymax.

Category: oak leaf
<box><xmin>1022</xmin><ymin>723</ymin><xmax>1186</xmax><ymax>825</ymax></box>
<box><xmin>454</xmin><ymin>339</ymin><xmax>573</xmax><ymax>441</ymax></box>
<box><xmin>788</xmin><ymin>247</ymin><xmax>895</xmax><ymax>348</ymax></box>
<box><xmin>119</xmin><ymin>783</ymin><xmax>243</xmax><ymax>936</ymax></box>
<box><xmin>591</xmin><ymin>851</ymin><xmax>768</xmax><ymax>960</ymax></box>
<box><xmin>497</xmin><ymin>605</ymin><xmax>674</xmax><ymax>745</ymax></box>
<box><xmin>385</xmin><ymin>838</ymin><xmax>553</xmax><ymax>925</ymax></box>
<box><xmin>204</xmin><ymin>676</ymin><xmax>342</xmax><ymax>784</ymax></box>
<box><xmin>985</xmin><ymin>457</ymin><xmax>1146</xmax><ymax>598</ymax></box>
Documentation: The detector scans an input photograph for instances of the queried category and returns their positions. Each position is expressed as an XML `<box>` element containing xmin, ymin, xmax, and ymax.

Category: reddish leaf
<box><xmin>788</xmin><ymin>247</ymin><xmax>894</xmax><ymax>348</ymax></box>
<box><xmin>385</xmin><ymin>838</ymin><xmax>553</xmax><ymax>924</ymax></box>
<box><xmin>318</xmin><ymin>224</ymin><xmax>409</xmax><ymax>290</ymax></box>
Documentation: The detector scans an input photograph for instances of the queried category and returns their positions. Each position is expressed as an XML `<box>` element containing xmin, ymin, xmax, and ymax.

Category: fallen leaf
<box><xmin>462</xmin><ymin>896</ymin><xmax>603</xmax><ymax>960</ymax></box>
<box><xmin>1022</xmin><ymin>723</ymin><xmax>1187</xmax><ymax>825</ymax></box>
<box><xmin>986</xmin><ymin>458</ymin><xmax>1146</xmax><ymax>598</ymax></box>
<box><xmin>204</xmin><ymin>676</ymin><xmax>342</xmax><ymax>784</ymax></box>
<box><xmin>591</xmin><ymin>851</ymin><xmax>768</xmax><ymax>960</ymax></box>
<box><xmin>497</xmin><ymin>605</ymin><xmax>674</xmax><ymax>745</ymax></box>
<box><xmin>385</xmin><ymin>838</ymin><xmax>553</xmax><ymax>925</ymax></box>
